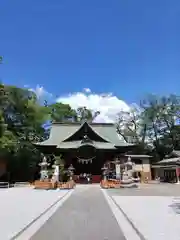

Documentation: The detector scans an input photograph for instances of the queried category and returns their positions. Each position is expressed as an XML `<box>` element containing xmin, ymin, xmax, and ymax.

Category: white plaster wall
<box><xmin>134</xmin><ymin>164</ymin><xmax>143</xmax><ymax>172</ymax></box>
<box><xmin>134</xmin><ymin>159</ymin><xmax>150</xmax><ymax>172</ymax></box>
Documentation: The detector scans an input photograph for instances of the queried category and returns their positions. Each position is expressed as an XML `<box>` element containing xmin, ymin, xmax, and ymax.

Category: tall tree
<box><xmin>76</xmin><ymin>107</ymin><xmax>100</xmax><ymax>123</ymax></box>
<box><xmin>0</xmin><ymin>84</ymin><xmax>17</xmax><ymax>153</ymax></box>
<box><xmin>140</xmin><ymin>94</ymin><xmax>180</xmax><ymax>158</ymax></box>
<box><xmin>2</xmin><ymin>86</ymin><xmax>48</xmax><ymax>142</ymax></box>
<box><xmin>0</xmin><ymin>84</ymin><xmax>49</xmax><ymax>181</ymax></box>
<box><xmin>48</xmin><ymin>102</ymin><xmax>77</xmax><ymax>122</ymax></box>
<box><xmin>116</xmin><ymin>105</ymin><xmax>147</xmax><ymax>144</ymax></box>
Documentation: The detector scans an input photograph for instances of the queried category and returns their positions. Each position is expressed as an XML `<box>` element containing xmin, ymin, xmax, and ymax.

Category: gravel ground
<box><xmin>31</xmin><ymin>185</ymin><xmax>126</xmax><ymax>240</ymax></box>
<box><xmin>0</xmin><ymin>187</ymin><xmax>69</xmax><ymax>240</ymax></box>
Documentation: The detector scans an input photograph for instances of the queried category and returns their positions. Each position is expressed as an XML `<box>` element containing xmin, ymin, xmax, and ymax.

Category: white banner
<box><xmin>54</xmin><ymin>166</ymin><xmax>59</xmax><ymax>182</ymax></box>
<box><xmin>116</xmin><ymin>164</ymin><xmax>121</xmax><ymax>179</ymax></box>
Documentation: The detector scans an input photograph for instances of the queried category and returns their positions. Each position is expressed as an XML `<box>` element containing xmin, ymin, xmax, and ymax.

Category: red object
<box><xmin>91</xmin><ymin>175</ymin><xmax>101</xmax><ymax>183</ymax></box>
<box><xmin>74</xmin><ymin>175</ymin><xmax>101</xmax><ymax>183</ymax></box>
<box><xmin>176</xmin><ymin>168</ymin><xmax>180</xmax><ymax>176</ymax></box>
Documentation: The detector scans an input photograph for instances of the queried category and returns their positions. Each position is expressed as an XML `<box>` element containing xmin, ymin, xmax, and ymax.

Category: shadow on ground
<box><xmin>169</xmin><ymin>198</ymin><xmax>180</xmax><ymax>214</ymax></box>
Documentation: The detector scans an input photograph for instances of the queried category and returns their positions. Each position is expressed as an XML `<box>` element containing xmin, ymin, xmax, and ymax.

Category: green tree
<box><xmin>116</xmin><ymin>94</ymin><xmax>180</xmax><ymax>159</ymax></box>
<box><xmin>116</xmin><ymin>106</ymin><xmax>146</xmax><ymax>143</ymax></box>
<box><xmin>76</xmin><ymin>107</ymin><xmax>100</xmax><ymax>123</ymax></box>
<box><xmin>2</xmin><ymin>86</ymin><xmax>48</xmax><ymax>141</ymax></box>
<box><xmin>48</xmin><ymin>102</ymin><xmax>77</xmax><ymax>122</ymax></box>
<box><xmin>0</xmin><ymin>84</ymin><xmax>49</xmax><ymax>181</ymax></box>
<box><xmin>140</xmin><ymin>94</ymin><xmax>180</xmax><ymax>159</ymax></box>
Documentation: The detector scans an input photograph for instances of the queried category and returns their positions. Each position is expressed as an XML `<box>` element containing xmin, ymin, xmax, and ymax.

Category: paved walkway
<box><xmin>31</xmin><ymin>185</ymin><xmax>126</xmax><ymax>240</ymax></box>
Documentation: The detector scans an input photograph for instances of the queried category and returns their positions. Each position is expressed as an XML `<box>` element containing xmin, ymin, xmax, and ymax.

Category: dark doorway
<box><xmin>73</xmin><ymin>157</ymin><xmax>103</xmax><ymax>175</ymax></box>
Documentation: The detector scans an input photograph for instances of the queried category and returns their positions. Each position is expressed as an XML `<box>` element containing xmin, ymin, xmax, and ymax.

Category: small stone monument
<box><xmin>39</xmin><ymin>156</ymin><xmax>50</xmax><ymax>181</ymax></box>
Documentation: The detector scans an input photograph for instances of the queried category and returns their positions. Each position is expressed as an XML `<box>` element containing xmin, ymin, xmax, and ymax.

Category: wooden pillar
<box><xmin>176</xmin><ymin>167</ymin><xmax>180</xmax><ymax>184</ymax></box>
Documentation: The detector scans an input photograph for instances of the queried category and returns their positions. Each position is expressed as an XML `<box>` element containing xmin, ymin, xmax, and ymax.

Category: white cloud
<box><xmin>57</xmin><ymin>88</ymin><xmax>130</xmax><ymax>123</ymax></box>
<box><xmin>83</xmin><ymin>88</ymin><xmax>91</xmax><ymax>93</ymax></box>
<box><xmin>29</xmin><ymin>85</ymin><xmax>132</xmax><ymax>123</ymax></box>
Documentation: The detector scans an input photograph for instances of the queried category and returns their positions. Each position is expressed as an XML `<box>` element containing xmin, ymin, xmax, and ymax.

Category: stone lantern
<box><xmin>101</xmin><ymin>165</ymin><xmax>108</xmax><ymax>180</ymax></box>
<box><xmin>39</xmin><ymin>156</ymin><xmax>50</xmax><ymax>181</ymax></box>
<box><xmin>68</xmin><ymin>164</ymin><xmax>75</xmax><ymax>180</ymax></box>
<box><xmin>123</xmin><ymin>156</ymin><xmax>135</xmax><ymax>179</ymax></box>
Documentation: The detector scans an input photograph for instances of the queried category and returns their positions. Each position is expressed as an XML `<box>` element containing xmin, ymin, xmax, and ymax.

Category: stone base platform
<box><xmin>34</xmin><ymin>180</ymin><xmax>76</xmax><ymax>190</ymax></box>
<box><xmin>100</xmin><ymin>180</ymin><xmax>138</xmax><ymax>189</ymax></box>
<box><xmin>100</xmin><ymin>180</ymin><xmax>121</xmax><ymax>189</ymax></box>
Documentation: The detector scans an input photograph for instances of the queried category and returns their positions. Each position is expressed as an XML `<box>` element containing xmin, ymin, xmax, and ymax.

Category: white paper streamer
<box><xmin>76</xmin><ymin>156</ymin><xmax>95</xmax><ymax>164</ymax></box>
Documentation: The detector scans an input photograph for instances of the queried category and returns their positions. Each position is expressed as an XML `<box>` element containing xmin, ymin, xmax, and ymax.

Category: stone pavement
<box><xmin>31</xmin><ymin>185</ymin><xmax>126</xmax><ymax>240</ymax></box>
<box><xmin>112</xmin><ymin>195</ymin><xmax>180</xmax><ymax>240</ymax></box>
<box><xmin>107</xmin><ymin>184</ymin><xmax>180</xmax><ymax>240</ymax></box>
<box><xmin>0</xmin><ymin>187</ymin><xmax>70</xmax><ymax>240</ymax></box>
<box><xmin>107</xmin><ymin>183</ymin><xmax>180</xmax><ymax>196</ymax></box>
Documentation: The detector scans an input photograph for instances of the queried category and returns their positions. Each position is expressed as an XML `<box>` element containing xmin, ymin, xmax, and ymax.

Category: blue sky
<box><xmin>1</xmin><ymin>0</ymin><xmax>180</xmax><ymax>114</ymax></box>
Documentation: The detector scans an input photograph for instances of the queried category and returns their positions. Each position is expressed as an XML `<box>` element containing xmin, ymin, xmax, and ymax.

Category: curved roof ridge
<box><xmin>63</xmin><ymin>121</ymin><xmax>110</xmax><ymax>142</ymax></box>
<box><xmin>62</xmin><ymin>121</ymin><xmax>85</xmax><ymax>142</ymax></box>
<box><xmin>86</xmin><ymin>122</ymin><xmax>110</xmax><ymax>142</ymax></box>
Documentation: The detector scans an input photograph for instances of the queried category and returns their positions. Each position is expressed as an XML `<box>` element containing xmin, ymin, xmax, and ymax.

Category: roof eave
<box><xmin>115</xmin><ymin>143</ymin><xmax>135</xmax><ymax>147</ymax></box>
<box><xmin>152</xmin><ymin>165</ymin><xmax>178</xmax><ymax>169</ymax></box>
<box><xmin>156</xmin><ymin>157</ymin><xmax>180</xmax><ymax>165</ymax></box>
<box><xmin>125</xmin><ymin>154</ymin><xmax>152</xmax><ymax>158</ymax></box>
<box><xmin>33</xmin><ymin>141</ymin><xmax>57</xmax><ymax>147</ymax></box>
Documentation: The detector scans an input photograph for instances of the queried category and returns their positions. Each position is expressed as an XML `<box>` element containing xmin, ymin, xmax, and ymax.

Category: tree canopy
<box><xmin>116</xmin><ymin>94</ymin><xmax>180</xmax><ymax>160</ymax></box>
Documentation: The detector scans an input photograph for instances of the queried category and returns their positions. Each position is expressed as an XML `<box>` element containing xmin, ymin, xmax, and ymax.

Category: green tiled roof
<box><xmin>92</xmin><ymin>124</ymin><xmax>130</xmax><ymax>146</ymax></box>
<box><xmin>35</xmin><ymin>122</ymin><xmax>133</xmax><ymax>148</ymax></box>
<box><xmin>35</xmin><ymin>123</ymin><xmax>79</xmax><ymax>146</ymax></box>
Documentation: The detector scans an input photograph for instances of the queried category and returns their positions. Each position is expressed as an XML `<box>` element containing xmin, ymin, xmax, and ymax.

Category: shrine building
<box><xmin>35</xmin><ymin>121</ymin><xmax>152</xmax><ymax>183</ymax></box>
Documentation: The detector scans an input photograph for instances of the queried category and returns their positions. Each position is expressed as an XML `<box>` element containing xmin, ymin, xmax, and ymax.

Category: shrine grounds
<box><xmin>107</xmin><ymin>182</ymin><xmax>180</xmax><ymax>196</ymax></box>
<box><xmin>1</xmin><ymin>183</ymin><xmax>180</xmax><ymax>240</ymax></box>
<box><xmin>106</xmin><ymin>183</ymin><xmax>180</xmax><ymax>240</ymax></box>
